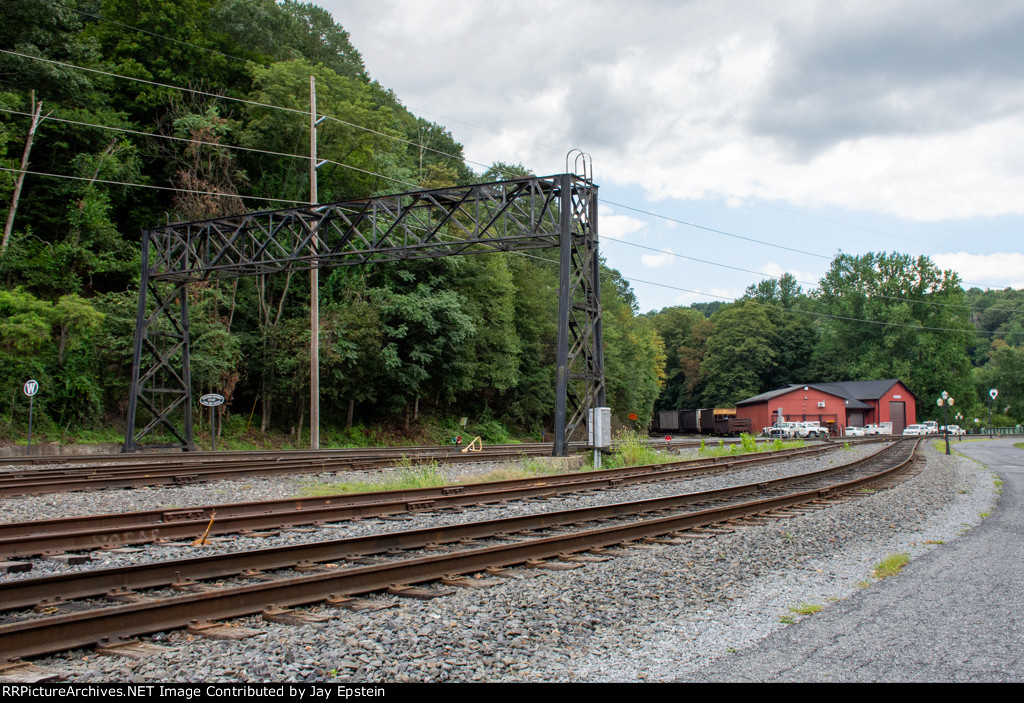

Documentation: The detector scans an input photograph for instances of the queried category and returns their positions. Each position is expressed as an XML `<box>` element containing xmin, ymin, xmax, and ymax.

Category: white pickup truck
<box><xmin>792</xmin><ymin>421</ymin><xmax>829</xmax><ymax>439</ymax></box>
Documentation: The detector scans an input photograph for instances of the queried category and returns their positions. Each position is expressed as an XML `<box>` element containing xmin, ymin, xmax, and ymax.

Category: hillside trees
<box><xmin>0</xmin><ymin>0</ymin><xmax>669</xmax><ymax>442</ymax></box>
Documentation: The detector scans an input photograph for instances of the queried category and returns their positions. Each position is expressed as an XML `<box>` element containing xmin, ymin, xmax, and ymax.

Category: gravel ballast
<box><xmin>1</xmin><ymin>442</ymin><xmax>997</xmax><ymax>682</ymax></box>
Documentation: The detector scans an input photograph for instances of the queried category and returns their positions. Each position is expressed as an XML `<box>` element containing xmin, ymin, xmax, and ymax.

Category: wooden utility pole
<box><xmin>309</xmin><ymin>76</ymin><xmax>324</xmax><ymax>450</ymax></box>
<box><xmin>3</xmin><ymin>91</ymin><xmax>48</xmax><ymax>255</ymax></box>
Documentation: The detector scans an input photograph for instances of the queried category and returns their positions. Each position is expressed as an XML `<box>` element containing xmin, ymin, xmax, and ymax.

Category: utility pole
<box><xmin>309</xmin><ymin>76</ymin><xmax>325</xmax><ymax>450</ymax></box>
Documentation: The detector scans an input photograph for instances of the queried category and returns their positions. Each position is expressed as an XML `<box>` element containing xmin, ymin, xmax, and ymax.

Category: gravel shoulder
<box><xmin>3</xmin><ymin>442</ymin><xmax>997</xmax><ymax>682</ymax></box>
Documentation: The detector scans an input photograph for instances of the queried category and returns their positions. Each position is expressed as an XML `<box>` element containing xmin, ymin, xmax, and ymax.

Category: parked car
<box><xmin>941</xmin><ymin>425</ymin><xmax>966</xmax><ymax>436</ymax></box>
<box><xmin>921</xmin><ymin>421</ymin><xmax>939</xmax><ymax>434</ymax></box>
<box><xmin>903</xmin><ymin>424</ymin><xmax>929</xmax><ymax>436</ymax></box>
<box><xmin>844</xmin><ymin>426</ymin><xmax>866</xmax><ymax>437</ymax></box>
<box><xmin>863</xmin><ymin>422</ymin><xmax>893</xmax><ymax>435</ymax></box>
<box><xmin>790</xmin><ymin>421</ymin><xmax>829</xmax><ymax>438</ymax></box>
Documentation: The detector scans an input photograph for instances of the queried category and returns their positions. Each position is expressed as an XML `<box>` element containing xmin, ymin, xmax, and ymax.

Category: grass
<box><xmin>871</xmin><ymin>552</ymin><xmax>910</xmax><ymax>579</ymax></box>
<box><xmin>591</xmin><ymin>430</ymin><xmax>677</xmax><ymax>470</ymax></box>
<box><xmin>297</xmin><ymin>456</ymin><xmax>577</xmax><ymax>497</ymax></box>
<box><xmin>778</xmin><ymin>615</ymin><xmax>796</xmax><ymax>625</ymax></box>
<box><xmin>696</xmin><ymin>432</ymin><xmax>805</xmax><ymax>459</ymax></box>
<box><xmin>789</xmin><ymin>602</ymin><xmax>822</xmax><ymax>616</ymax></box>
<box><xmin>468</xmin><ymin>458</ymin><xmax>567</xmax><ymax>483</ymax></box>
<box><xmin>299</xmin><ymin>461</ymin><xmax>447</xmax><ymax>496</ymax></box>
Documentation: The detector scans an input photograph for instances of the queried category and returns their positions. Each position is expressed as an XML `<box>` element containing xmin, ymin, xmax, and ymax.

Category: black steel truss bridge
<box><xmin>125</xmin><ymin>173</ymin><xmax>605</xmax><ymax>456</ymax></box>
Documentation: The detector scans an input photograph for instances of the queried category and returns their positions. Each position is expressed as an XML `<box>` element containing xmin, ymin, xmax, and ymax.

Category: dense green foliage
<box><xmin>647</xmin><ymin>258</ymin><xmax>1024</xmax><ymax>427</ymax></box>
<box><xmin>0</xmin><ymin>0</ymin><xmax>664</xmax><ymax>443</ymax></box>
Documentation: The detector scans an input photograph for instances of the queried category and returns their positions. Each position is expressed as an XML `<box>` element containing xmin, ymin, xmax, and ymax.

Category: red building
<box><xmin>735</xmin><ymin>379</ymin><xmax>917</xmax><ymax>436</ymax></box>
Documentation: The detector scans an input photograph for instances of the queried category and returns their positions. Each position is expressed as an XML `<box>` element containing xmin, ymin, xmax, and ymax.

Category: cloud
<box><xmin>932</xmin><ymin>252</ymin><xmax>1024</xmax><ymax>289</ymax></box>
<box><xmin>331</xmin><ymin>1</ymin><xmax>1024</xmax><ymax>221</ymax></box>
<box><xmin>598</xmin><ymin>205</ymin><xmax>646</xmax><ymax>241</ymax></box>
<box><xmin>748</xmin><ymin>1</ymin><xmax>1024</xmax><ymax>157</ymax></box>
<box><xmin>641</xmin><ymin>249</ymin><xmax>676</xmax><ymax>268</ymax></box>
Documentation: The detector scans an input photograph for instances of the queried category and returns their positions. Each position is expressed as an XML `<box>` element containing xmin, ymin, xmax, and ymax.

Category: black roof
<box><xmin>736</xmin><ymin>379</ymin><xmax>908</xmax><ymax>409</ymax></box>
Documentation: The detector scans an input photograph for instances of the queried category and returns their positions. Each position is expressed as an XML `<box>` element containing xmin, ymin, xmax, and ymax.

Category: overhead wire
<box><xmin>3</xmin><ymin>48</ymin><xmax>1015</xmax><ymax>297</ymax></box>
<box><xmin>603</xmin><ymin>236</ymin><xmax>1019</xmax><ymax>315</ymax></box>
<box><xmin>507</xmin><ymin>250</ymin><xmax>990</xmax><ymax>335</ymax></box>
<box><xmin>0</xmin><ymin>166</ymin><xmax>310</xmax><ymax>206</ymax></box>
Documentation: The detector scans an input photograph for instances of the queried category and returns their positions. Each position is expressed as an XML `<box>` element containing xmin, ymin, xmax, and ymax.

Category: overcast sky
<box><xmin>323</xmin><ymin>0</ymin><xmax>1024</xmax><ymax>312</ymax></box>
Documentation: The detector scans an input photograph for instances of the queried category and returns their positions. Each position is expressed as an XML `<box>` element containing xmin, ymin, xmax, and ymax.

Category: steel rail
<box><xmin>0</xmin><ymin>441</ymin><xmax>912</xmax><ymax>612</ymax></box>
<box><xmin>0</xmin><ymin>444</ymin><xmax>845</xmax><ymax>557</ymax></box>
<box><xmin>0</xmin><ymin>448</ymin><xmax>559</xmax><ymax>497</ymax></box>
<box><xmin>0</xmin><ymin>440</ymin><xmax>918</xmax><ymax>660</ymax></box>
<box><xmin>0</xmin><ymin>443</ymin><xmax>564</xmax><ymax>469</ymax></box>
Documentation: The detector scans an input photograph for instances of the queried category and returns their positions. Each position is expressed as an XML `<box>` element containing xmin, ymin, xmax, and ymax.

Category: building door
<box><xmin>848</xmin><ymin>412</ymin><xmax>865</xmax><ymax>427</ymax></box>
<box><xmin>889</xmin><ymin>401</ymin><xmax>906</xmax><ymax>433</ymax></box>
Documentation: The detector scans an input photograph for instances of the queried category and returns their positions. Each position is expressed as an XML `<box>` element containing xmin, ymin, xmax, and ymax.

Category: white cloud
<box><xmin>641</xmin><ymin>250</ymin><xmax>676</xmax><ymax>268</ymax></box>
<box><xmin>332</xmin><ymin>0</ymin><xmax>1024</xmax><ymax>222</ymax></box>
<box><xmin>598</xmin><ymin>206</ymin><xmax>646</xmax><ymax>241</ymax></box>
<box><xmin>932</xmin><ymin>252</ymin><xmax>1024</xmax><ymax>289</ymax></box>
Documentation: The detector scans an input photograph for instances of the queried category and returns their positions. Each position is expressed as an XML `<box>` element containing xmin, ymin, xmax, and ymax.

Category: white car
<box><xmin>902</xmin><ymin>424</ymin><xmax>929</xmax><ymax>436</ymax></box>
<box><xmin>844</xmin><ymin>426</ymin><xmax>866</xmax><ymax>437</ymax></box>
<box><xmin>942</xmin><ymin>425</ymin><xmax>966</xmax><ymax>436</ymax></box>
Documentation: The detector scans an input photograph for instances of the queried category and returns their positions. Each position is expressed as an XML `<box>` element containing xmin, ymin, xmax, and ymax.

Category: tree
<box><xmin>646</xmin><ymin>305</ymin><xmax>707</xmax><ymax>409</ymax></box>
<box><xmin>744</xmin><ymin>273</ymin><xmax>816</xmax><ymax>390</ymax></box>
<box><xmin>700</xmin><ymin>302</ymin><xmax>776</xmax><ymax>407</ymax></box>
<box><xmin>811</xmin><ymin>252</ymin><xmax>975</xmax><ymax>417</ymax></box>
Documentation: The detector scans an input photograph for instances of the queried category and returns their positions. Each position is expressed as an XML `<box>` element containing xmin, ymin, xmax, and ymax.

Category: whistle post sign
<box><xmin>23</xmin><ymin>379</ymin><xmax>39</xmax><ymax>453</ymax></box>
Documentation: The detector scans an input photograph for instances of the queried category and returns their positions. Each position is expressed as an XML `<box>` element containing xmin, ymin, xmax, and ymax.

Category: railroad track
<box><xmin>0</xmin><ymin>443</ymin><xmax>844</xmax><ymax>557</ymax></box>
<box><xmin>0</xmin><ymin>438</ymin><xmax>918</xmax><ymax>663</ymax></box>
<box><xmin>0</xmin><ymin>445</ymin><xmax>563</xmax><ymax>497</ymax></box>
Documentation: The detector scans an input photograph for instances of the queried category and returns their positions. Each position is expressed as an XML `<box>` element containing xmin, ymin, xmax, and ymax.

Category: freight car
<box><xmin>650</xmin><ymin>408</ymin><xmax>749</xmax><ymax>436</ymax></box>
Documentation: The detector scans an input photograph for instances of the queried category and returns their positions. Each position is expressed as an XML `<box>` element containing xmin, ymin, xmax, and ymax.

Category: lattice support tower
<box><xmin>125</xmin><ymin>174</ymin><xmax>604</xmax><ymax>456</ymax></box>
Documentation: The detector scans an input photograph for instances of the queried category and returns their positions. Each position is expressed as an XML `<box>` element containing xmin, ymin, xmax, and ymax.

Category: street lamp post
<box><xmin>988</xmin><ymin>389</ymin><xmax>998</xmax><ymax>439</ymax></box>
<box><xmin>937</xmin><ymin>391</ymin><xmax>953</xmax><ymax>455</ymax></box>
<box><xmin>955</xmin><ymin>411</ymin><xmax>963</xmax><ymax>441</ymax></box>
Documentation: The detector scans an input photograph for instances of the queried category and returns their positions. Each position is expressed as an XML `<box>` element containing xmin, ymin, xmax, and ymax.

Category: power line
<box><xmin>3</xmin><ymin>49</ymin><xmax>1016</xmax><ymax>294</ymax></box>
<box><xmin>0</xmin><ymin>49</ymin><xmax>309</xmax><ymax>117</ymax></box>
<box><xmin>1</xmin><ymin>49</ymin><xmax>491</xmax><ymax>175</ymax></box>
<box><xmin>0</xmin><ymin>166</ymin><xmax>309</xmax><ymax>206</ymax></box>
<box><xmin>0</xmin><ymin>108</ymin><xmax>421</xmax><ymax>192</ymax></box>
<box><xmin>4</xmin><ymin>163</ymin><xmax>1001</xmax><ymax>337</ymax></box>
<box><xmin>603</xmin><ymin>199</ymin><xmax>832</xmax><ymax>260</ymax></box>
<box><xmin>625</xmin><ymin>276</ymin><xmax>987</xmax><ymax>335</ymax></box>
<box><xmin>38</xmin><ymin>1</ymin><xmax>947</xmax><ymax>252</ymax></box>
<box><xmin>402</xmin><ymin>104</ymin><xmax>943</xmax><ymax>250</ymax></box>
<box><xmin>604</xmin><ymin>237</ymin><xmax>1019</xmax><ymax>315</ymax></box>
<box><xmin>509</xmin><ymin>250</ymin><xmax>987</xmax><ymax>335</ymax></box>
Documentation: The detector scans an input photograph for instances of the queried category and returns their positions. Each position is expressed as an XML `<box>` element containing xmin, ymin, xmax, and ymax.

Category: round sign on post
<box><xmin>200</xmin><ymin>393</ymin><xmax>225</xmax><ymax>407</ymax></box>
<box><xmin>23</xmin><ymin>379</ymin><xmax>38</xmax><ymax>455</ymax></box>
<box><xmin>199</xmin><ymin>394</ymin><xmax>225</xmax><ymax>451</ymax></box>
